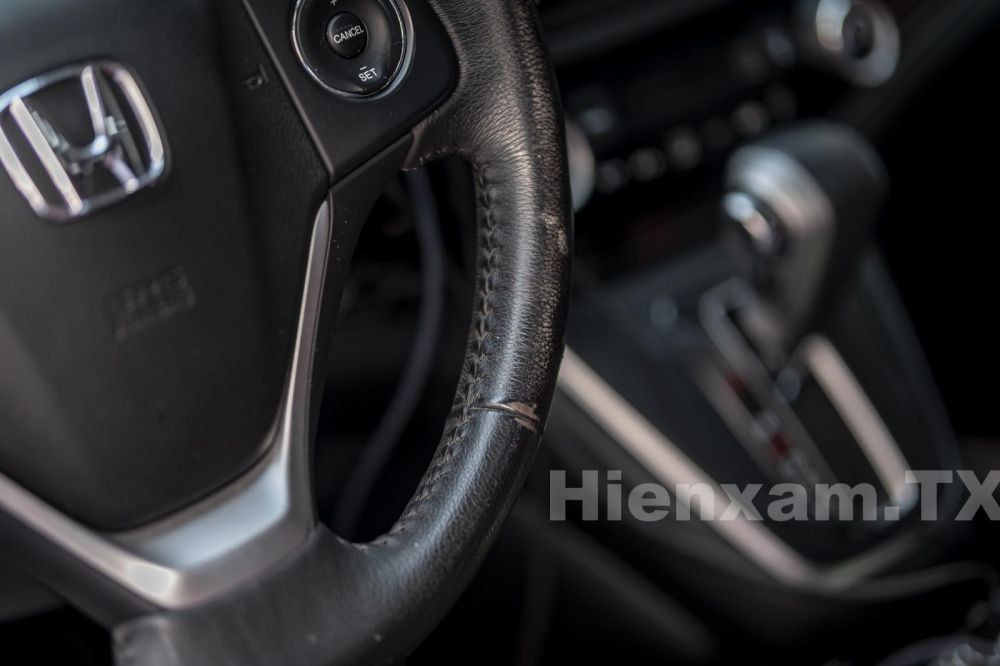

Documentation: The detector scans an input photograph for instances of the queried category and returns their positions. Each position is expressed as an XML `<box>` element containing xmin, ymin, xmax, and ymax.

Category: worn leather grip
<box><xmin>112</xmin><ymin>0</ymin><xmax>572</xmax><ymax>664</ymax></box>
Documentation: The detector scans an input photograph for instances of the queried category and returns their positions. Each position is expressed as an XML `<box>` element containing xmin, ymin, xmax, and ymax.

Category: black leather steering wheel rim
<box><xmin>105</xmin><ymin>0</ymin><xmax>572</xmax><ymax>664</ymax></box>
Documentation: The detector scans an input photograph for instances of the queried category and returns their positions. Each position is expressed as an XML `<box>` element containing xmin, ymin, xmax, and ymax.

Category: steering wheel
<box><xmin>0</xmin><ymin>0</ymin><xmax>571</xmax><ymax>663</ymax></box>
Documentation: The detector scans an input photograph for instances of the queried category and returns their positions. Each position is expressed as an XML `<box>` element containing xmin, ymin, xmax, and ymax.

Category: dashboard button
<box><xmin>326</xmin><ymin>13</ymin><xmax>368</xmax><ymax>59</ymax></box>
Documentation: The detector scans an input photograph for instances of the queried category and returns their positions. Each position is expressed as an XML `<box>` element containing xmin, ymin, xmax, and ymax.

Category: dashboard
<box><xmin>541</xmin><ymin>0</ymin><xmax>918</xmax><ymax>270</ymax></box>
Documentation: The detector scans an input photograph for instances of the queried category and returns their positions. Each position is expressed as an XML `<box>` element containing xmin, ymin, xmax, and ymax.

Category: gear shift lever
<box><xmin>722</xmin><ymin>120</ymin><xmax>888</xmax><ymax>367</ymax></box>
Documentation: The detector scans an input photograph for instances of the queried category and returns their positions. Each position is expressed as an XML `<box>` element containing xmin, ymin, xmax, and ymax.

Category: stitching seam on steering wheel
<box><xmin>372</xmin><ymin>155</ymin><xmax>498</xmax><ymax>546</ymax></box>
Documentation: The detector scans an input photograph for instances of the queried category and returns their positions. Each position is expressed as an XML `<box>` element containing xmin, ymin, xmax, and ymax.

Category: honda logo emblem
<box><xmin>0</xmin><ymin>61</ymin><xmax>167</xmax><ymax>222</ymax></box>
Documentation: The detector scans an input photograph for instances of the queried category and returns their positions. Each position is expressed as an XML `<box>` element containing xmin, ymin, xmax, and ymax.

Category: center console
<box><xmin>535</xmin><ymin>0</ymin><xmax>982</xmax><ymax>659</ymax></box>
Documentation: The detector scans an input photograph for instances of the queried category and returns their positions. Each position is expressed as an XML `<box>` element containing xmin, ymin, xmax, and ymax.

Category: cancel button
<box><xmin>326</xmin><ymin>13</ymin><xmax>368</xmax><ymax>59</ymax></box>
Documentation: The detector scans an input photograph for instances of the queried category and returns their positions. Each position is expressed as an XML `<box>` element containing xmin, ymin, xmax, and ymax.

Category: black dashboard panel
<box><xmin>540</xmin><ymin>0</ymin><xmax>914</xmax><ymax>272</ymax></box>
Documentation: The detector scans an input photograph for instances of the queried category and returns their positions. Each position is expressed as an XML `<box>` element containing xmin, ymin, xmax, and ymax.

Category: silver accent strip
<box><xmin>0</xmin><ymin>201</ymin><xmax>331</xmax><ymax>609</ymax></box>
<box><xmin>558</xmin><ymin>347</ymin><xmax>919</xmax><ymax>591</ymax></box>
<box><xmin>799</xmin><ymin>335</ymin><xmax>918</xmax><ymax>512</ymax></box>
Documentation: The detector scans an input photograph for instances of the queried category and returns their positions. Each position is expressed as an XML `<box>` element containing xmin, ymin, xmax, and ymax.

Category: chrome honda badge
<box><xmin>0</xmin><ymin>61</ymin><xmax>167</xmax><ymax>222</ymax></box>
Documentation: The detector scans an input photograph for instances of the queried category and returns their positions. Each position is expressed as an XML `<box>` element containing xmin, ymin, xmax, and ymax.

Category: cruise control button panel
<box><xmin>293</xmin><ymin>0</ymin><xmax>405</xmax><ymax>97</ymax></box>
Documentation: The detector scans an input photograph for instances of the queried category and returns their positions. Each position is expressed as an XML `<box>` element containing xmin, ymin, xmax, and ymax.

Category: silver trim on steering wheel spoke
<box><xmin>0</xmin><ymin>201</ymin><xmax>332</xmax><ymax>610</ymax></box>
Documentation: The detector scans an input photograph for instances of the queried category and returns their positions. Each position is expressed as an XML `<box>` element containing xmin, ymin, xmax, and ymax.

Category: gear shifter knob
<box><xmin>722</xmin><ymin>121</ymin><xmax>888</xmax><ymax>366</ymax></box>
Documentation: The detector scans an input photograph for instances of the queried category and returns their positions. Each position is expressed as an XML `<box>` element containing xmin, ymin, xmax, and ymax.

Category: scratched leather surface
<box><xmin>112</xmin><ymin>0</ymin><xmax>572</xmax><ymax>663</ymax></box>
<box><xmin>405</xmin><ymin>0</ymin><xmax>573</xmax><ymax>420</ymax></box>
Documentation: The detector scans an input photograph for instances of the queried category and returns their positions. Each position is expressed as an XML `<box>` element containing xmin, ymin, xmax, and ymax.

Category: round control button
<box><xmin>326</xmin><ymin>13</ymin><xmax>368</xmax><ymax>59</ymax></box>
<box><xmin>292</xmin><ymin>0</ymin><xmax>406</xmax><ymax>97</ymax></box>
<box><xmin>842</xmin><ymin>7</ymin><xmax>877</xmax><ymax>59</ymax></box>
